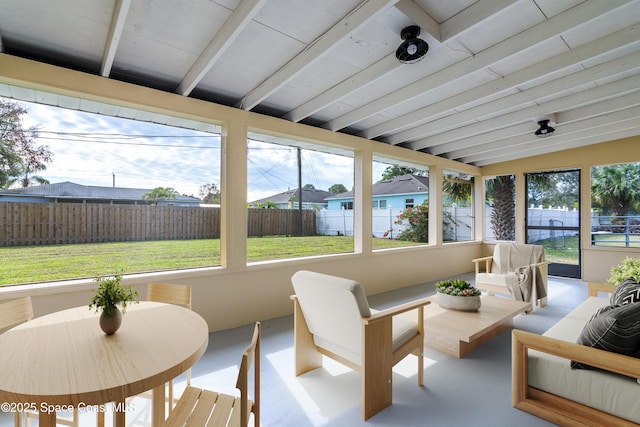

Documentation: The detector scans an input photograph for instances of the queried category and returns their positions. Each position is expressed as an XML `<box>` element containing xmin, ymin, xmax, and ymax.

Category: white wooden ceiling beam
<box><xmin>238</xmin><ymin>0</ymin><xmax>400</xmax><ymax>111</ymax></box>
<box><xmin>476</xmin><ymin>127</ymin><xmax>640</xmax><ymax>166</ymax></box>
<box><xmin>428</xmin><ymin>91</ymin><xmax>640</xmax><ymax>156</ymax></box>
<box><xmin>406</xmin><ymin>74</ymin><xmax>640</xmax><ymax>151</ymax></box>
<box><xmin>325</xmin><ymin>0</ymin><xmax>633</xmax><ymax>132</ymax></box>
<box><xmin>363</xmin><ymin>24</ymin><xmax>640</xmax><ymax>140</ymax></box>
<box><xmin>441</xmin><ymin>0</ymin><xmax>519</xmax><ymax>41</ymax></box>
<box><xmin>282</xmin><ymin>54</ymin><xmax>399</xmax><ymax>122</ymax></box>
<box><xmin>100</xmin><ymin>0</ymin><xmax>131</xmax><ymax>77</ymax></box>
<box><xmin>394</xmin><ymin>0</ymin><xmax>441</xmax><ymax>45</ymax></box>
<box><xmin>176</xmin><ymin>0</ymin><xmax>267</xmax><ymax>96</ymax></box>
<box><xmin>285</xmin><ymin>0</ymin><xmax>512</xmax><ymax>124</ymax></box>
<box><xmin>451</xmin><ymin>103</ymin><xmax>640</xmax><ymax>161</ymax></box>
<box><xmin>389</xmin><ymin>51</ymin><xmax>640</xmax><ymax>145</ymax></box>
<box><xmin>471</xmin><ymin>124</ymin><xmax>640</xmax><ymax>166</ymax></box>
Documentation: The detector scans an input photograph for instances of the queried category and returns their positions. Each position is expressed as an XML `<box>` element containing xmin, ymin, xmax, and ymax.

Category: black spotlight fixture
<box><xmin>396</xmin><ymin>25</ymin><xmax>429</xmax><ymax>64</ymax></box>
<box><xmin>535</xmin><ymin>119</ymin><xmax>555</xmax><ymax>137</ymax></box>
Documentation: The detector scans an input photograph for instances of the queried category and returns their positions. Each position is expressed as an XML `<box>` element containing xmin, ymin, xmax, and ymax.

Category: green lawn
<box><xmin>535</xmin><ymin>234</ymin><xmax>640</xmax><ymax>265</ymax></box>
<box><xmin>0</xmin><ymin>236</ymin><xmax>420</xmax><ymax>286</ymax></box>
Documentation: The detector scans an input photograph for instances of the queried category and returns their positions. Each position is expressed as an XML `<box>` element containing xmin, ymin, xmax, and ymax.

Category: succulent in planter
<box><xmin>608</xmin><ymin>257</ymin><xmax>640</xmax><ymax>286</ymax></box>
<box><xmin>435</xmin><ymin>279</ymin><xmax>481</xmax><ymax>311</ymax></box>
<box><xmin>436</xmin><ymin>279</ymin><xmax>482</xmax><ymax>296</ymax></box>
<box><xmin>89</xmin><ymin>273</ymin><xmax>139</xmax><ymax>334</ymax></box>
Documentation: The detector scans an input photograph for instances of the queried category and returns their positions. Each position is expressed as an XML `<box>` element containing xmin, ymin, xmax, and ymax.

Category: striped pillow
<box><xmin>611</xmin><ymin>279</ymin><xmax>640</xmax><ymax>306</ymax></box>
<box><xmin>571</xmin><ymin>301</ymin><xmax>640</xmax><ymax>370</ymax></box>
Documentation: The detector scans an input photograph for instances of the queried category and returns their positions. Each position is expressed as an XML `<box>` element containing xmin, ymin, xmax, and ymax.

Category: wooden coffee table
<box><xmin>423</xmin><ymin>295</ymin><xmax>530</xmax><ymax>358</ymax></box>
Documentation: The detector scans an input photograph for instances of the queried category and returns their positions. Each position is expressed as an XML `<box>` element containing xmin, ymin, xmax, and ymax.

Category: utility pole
<box><xmin>297</xmin><ymin>148</ymin><xmax>303</xmax><ymax>236</ymax></box>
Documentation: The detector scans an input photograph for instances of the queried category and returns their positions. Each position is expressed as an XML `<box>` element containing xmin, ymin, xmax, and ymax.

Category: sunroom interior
<box><xmin>1</xmin><ymin>0</ymin><xmax>640</xmax><ymax>332</ymax></box>
<box><xmin>1</xmin><ymin>1</ymin><xmax>640</xmax><ymax>425</ymax></box>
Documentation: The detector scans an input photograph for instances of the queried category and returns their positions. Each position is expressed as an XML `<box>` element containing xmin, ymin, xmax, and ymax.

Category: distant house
<box><xmin>326</xmin><ymin>174</ymin><xmax>428</xmax><ymax>210</ymax></box>
<box><xmin>249</xmin><ymin>188</ymin><xmax>331</xmax><ymax>210</ymax></box>
<box><xmin>0</xmin><ymin>181</ymin><xmax>201</xmax><ymax>206</ymax></box>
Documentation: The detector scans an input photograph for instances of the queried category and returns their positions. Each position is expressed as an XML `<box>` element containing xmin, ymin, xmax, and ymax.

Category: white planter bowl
<box><xmin>436</xmin><ymin>292</ymin><xmax>481</xmax><ymax>311</ymax></box>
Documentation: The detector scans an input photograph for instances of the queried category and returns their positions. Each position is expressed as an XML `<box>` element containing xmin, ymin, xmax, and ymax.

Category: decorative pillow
<box><xmin>571</xmin><ymin>302</ymin><xmax>640</xmax><ymax>369</ymax></box>
<box><xmin>611</xmin><ymin>279</ymin><xmax>640</xmax><ymax>306</ymax></box>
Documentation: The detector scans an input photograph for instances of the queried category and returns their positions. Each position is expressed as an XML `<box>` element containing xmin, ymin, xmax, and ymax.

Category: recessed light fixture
<box><xmin>396</xmin><ymin>26</ymin><xmax>429</xmax><ymax>64</ymax></box>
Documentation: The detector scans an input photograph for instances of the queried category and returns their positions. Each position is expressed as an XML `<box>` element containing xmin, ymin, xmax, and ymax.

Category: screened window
<box><xmin>372</xmin><ymin>157</ymin><xmax>429</xmax><ymax>249</ymax></box>
<box><xmin>247</xmin><ymin>134</ymin><xmax>355</xmax><ymax>260</ymax></box>
<box><xmin>442</xmin><ymin>169</ymin><xmax>474</xmax><ymax>242</ymax></box>
<box><xmin>485</xmin><ymin>175</ymin><xmax>515</xmax><ymax>241</ymax></box>
<box><xmin>590</xmin><ymin>162</ymin><xmax>640</xmax><ymax>247</ymax></box>
<box><xmin>0</xmin><ymin>98</ymin><xmax>221</xmax><ymax>286</ymax></box>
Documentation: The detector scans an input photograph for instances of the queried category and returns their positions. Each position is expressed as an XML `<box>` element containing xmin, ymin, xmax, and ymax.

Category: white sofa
<box><xmin>512</xmin><ymin>282</ymin><xmax>640</xmax><ymax>426</ymax></box>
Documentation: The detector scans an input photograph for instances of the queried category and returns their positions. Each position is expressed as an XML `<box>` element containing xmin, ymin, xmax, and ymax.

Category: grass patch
<box><xmin>0</xmin><ymin>236</ymin><xmax>417</xmax><ymax>286</ymax></box>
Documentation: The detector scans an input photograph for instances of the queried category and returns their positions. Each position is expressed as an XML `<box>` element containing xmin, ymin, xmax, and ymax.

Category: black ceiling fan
<box><xmin>396</xmin><ymin>26</ymin><xmax>429</xmax><ymax>64</ymax></box>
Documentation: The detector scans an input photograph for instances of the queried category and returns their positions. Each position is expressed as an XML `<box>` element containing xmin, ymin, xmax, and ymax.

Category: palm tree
<box><xmin>486</xmin><ymin>175</ymin><xmax>515</xmax><ymax>241</ymax></box>
<box><xmin>592</xmin><ymin>163</ymin><xmax>640</xmax><ymax>219</ymax></box>
<box><xmin>442</xmin><ymin>172</ymin><xmax>472</xmax><ymax>205</ymax></box>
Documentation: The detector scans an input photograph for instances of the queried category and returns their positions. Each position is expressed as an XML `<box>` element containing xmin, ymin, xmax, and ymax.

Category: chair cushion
<box><xmin>370</xmin><ymin>308</ymin><xmax>419</xmax><ymax>351</ymax></box>
<box><xmin>476</xmin><ymin>272</ymin><xmax>509</xmax><ymax>287</ymax></box>
<box><xmin>571</xmin><ymin>302</ymin><xmax>640</xmax><ymax>369</ymax></box>
<box><xmin>292</xmin><ymin>270</ymin><xmax>371</xmax><ymax>361</ymax></box>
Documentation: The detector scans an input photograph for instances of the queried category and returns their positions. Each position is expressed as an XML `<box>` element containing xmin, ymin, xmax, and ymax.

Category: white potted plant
<box><xmin>88</xmin><ymin>273</ymin><xmax>139</xmax><ymax>335</ymax></box>
<box><xmin>435</xmin><ymin>279</ymin><xmax>481</xmax><ymax>311</ymax></box>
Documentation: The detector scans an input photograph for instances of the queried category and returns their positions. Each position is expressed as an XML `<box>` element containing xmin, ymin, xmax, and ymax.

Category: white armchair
<box><xmin>290</xmin><ymin>270</ymin><xmax>430</xmax><ymax>420</ymax></box>
<box><xmin>472</xmin><ymin>243</ymin><xmax>548</xmax><ymax>311</ymax></box>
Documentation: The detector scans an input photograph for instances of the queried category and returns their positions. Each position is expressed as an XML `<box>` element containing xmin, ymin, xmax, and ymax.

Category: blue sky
<box><xmin>13</xmin><ymin>98</ymin><xmax>392</xmax><ymax>202</ymax></box>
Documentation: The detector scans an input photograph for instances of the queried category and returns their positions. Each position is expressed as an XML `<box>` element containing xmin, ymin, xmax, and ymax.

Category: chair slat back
<box><xmin>147</xmin><ymin>283</ymin><xmax>192</xmax><ymax>310</ymax></box>
<box><xmin>236</xmin><ymin>322</ymin><xmax>260</xmax><ymax>427</ymax></box>
<box><xmin>0</xmin><ymin>297</ymin><xmax>34</xmax><ymax>331</ymax></box>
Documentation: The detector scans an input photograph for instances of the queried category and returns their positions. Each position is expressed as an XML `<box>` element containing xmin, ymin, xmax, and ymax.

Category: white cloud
<box><xmin>16</xmin><ymin>99</ymin><xmax>220</xmax><ymax>197</ymax></box>
<box><xmin>12</xmin><ymin>99</ymin><xmax>392</xmax><ymax>202</ymax></box>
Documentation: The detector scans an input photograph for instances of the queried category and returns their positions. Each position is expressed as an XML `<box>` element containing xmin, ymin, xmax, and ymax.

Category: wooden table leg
<box><xmin>113</xmin><ymin>401</ymin><xmax>126</xmax><ymax>427</ymax></box>
<box><xmin>152</xmin><ymin>384</ymin><xmax>166</xmax><ymax>427</ymax></box>
<box><xmin>39</xmin><ymin>410</ymin><xmax>56</xmax><ymax>427</ymax></box>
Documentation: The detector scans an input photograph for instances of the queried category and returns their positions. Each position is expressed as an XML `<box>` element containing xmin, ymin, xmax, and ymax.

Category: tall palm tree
<box><xmin>486</xmin><ymin>175</ymin><xmax>515</xmax><ymax>241</ymax></box>
<box><xmin>592</xmin><ymin>163</ymin><xmax>640</xmax><ymax>218</ymax></box>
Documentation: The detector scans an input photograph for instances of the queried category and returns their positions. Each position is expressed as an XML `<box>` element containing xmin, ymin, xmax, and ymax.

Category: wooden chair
<box><xmin>290</xmin><ymin>270</ymin><xmax>430</xmax><ymax>420</ymax></box>
<box><xmin>0</xmin><ymin>297</ymin><xmax>79</xmax><ymax>427</ymax></box>
<box><xmin>164</xmin><ymin>322</ymin><xmax>261</xmax><ymax>427</ymax></box>
<box><xmin>472</xmin><ymin>243</ymin><xmax>549</xmax><ymax>311</ymax></box>
<box><xmin>146</xmin><ymin>283</ymin><xmax>193</xmax><ymax>414</ymax></box>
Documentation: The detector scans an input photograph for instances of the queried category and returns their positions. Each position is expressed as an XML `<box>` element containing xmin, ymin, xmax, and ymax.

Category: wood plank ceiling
<box><xmin>1</xmin><ymin>0</ymin><xmax>639</xmax><ymax>166</ymax></box>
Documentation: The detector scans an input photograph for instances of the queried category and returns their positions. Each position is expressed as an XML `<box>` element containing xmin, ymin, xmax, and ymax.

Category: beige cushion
<box><xmin>292</xmin><ymin>270</ymin><xmax>418</xmax><ymax>366</ymax></box>
<box><xmin>476</xmin><ymin>272</ymin><xmax>509</xmax><ymax>287</ymax></box>
<box><xmin>529</xmin><ymin>297</ymin><xmax>640</xmax><ymax>423</ymax></box>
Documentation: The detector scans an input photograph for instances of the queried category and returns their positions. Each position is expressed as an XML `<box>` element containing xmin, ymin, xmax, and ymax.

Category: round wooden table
<box><xmin>0</xmin><ymin>301</ymin><xmax>209</xmax><ymax>427</ymax></box>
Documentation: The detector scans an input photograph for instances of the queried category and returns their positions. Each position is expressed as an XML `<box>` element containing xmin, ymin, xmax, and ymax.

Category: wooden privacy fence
<box><xmin>247</xmin><ymin>208</ymin><xmax>316</xmax><ymax>237</ymax></box>
<box><xmin>0</xmin><ymin>202</ymin><xmax>316</xmax><ymax>246</ymax></box>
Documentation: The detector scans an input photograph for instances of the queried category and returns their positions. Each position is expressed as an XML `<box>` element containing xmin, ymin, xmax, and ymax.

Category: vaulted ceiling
<box><xmin>1</xmin><ymin>0</ymin><xmax>639</xmax><ymax>166</ymax></box>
